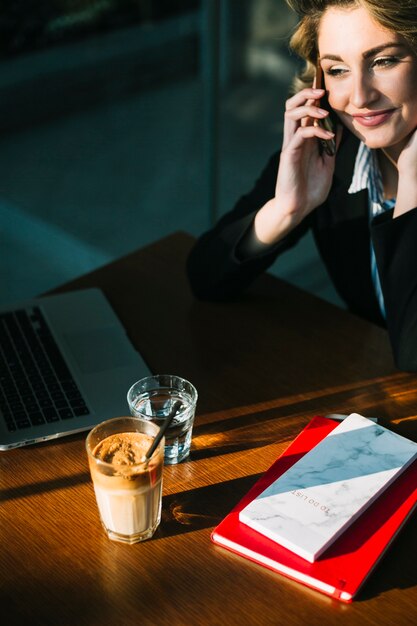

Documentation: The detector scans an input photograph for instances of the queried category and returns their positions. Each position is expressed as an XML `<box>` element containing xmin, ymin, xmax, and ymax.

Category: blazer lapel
<box><xmin>313</xmin><ymin>130</ymin><xmax>385</xmax><ymax>325</ymax></box>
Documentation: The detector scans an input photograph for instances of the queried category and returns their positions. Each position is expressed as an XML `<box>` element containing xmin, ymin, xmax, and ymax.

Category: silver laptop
<box><xmin>0</xmin><ymin>288</ymin><xmax>150</xmax><ymax>450</ymax></box>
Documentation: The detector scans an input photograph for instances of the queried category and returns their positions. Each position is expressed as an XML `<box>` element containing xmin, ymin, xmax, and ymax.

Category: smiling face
<box><xmin>318</xmin><ymin>5</ymin><xmax>417</xmax><ymax>157</ymax></box>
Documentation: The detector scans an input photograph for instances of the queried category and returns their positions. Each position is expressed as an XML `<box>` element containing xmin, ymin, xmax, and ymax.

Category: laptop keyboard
<box><xmin>0</xmin><ymin>307</ymin><xmax>90</xmax><ymax>432</ymax></box>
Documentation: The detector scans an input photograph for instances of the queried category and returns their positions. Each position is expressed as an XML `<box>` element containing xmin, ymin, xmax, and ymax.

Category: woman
<box><xmin>187</xmin><ymin>0</ymin><xmax>417</xmax><ymax>372</ymax></box>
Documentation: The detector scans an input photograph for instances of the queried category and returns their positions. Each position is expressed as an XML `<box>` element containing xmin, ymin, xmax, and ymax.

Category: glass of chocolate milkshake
<box><xmin>86</xmin><ymin>417</ymin><xmax>164</xmax><ymax>544</ymax></box>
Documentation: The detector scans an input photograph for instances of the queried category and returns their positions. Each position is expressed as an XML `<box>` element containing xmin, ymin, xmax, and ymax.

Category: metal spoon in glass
<box><xmin>142</xmin><ymin>412</ymin><xmax>175</xmax><ymax>466</ymax></box>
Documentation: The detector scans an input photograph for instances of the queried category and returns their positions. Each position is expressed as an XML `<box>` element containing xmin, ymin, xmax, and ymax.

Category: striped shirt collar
<box><xmin>347</xmin><ymin>141</ymin><xmax>384</xmax><ymax>204</ymax></box>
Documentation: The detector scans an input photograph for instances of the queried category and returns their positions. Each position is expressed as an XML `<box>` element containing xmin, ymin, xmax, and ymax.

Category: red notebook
<box><xmin>211</xmin><ymin>416</ymin><xmax>417</xmax><ymax>602</ymax></box>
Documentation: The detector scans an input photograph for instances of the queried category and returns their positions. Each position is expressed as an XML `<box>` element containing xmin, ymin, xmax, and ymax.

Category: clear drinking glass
<box><xmin>127</xmin><ymin>375</ymin><xmax>198</xmax><ymax>465</ymax></box>
<box><xmin>86</xmin><ymin>416</ymin><xmax>164</xmax><ymax>544</ymax></box>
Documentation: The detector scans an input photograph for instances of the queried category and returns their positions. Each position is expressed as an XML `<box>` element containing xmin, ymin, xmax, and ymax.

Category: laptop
<box><xmin>0</xmin><ymin>288</ymin><xmax>150</xmax><ymax>450</ymax></box>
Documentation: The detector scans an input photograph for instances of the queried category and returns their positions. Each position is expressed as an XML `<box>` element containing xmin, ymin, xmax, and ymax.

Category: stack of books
<box><xmin>211</xmin><ymin>414</ymin><xmax>417</xmax><ymax>602</ymax></box>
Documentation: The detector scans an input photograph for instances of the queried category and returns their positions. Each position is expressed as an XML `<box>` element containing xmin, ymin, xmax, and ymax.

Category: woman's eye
<box><xmin>325</xmin><ymin>66</ymin><xmax>348</xmax><ymax>77</ymax></box>
<box><xmin>372</xmin><ymin>56</ymin><xmax>400</xmax><ymax>68</ymax></box>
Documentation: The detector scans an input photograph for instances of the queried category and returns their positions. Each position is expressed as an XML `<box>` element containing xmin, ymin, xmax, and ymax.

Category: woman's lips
<box><xmin>352</xmin><ymin>109</ymin><xmax>396</xmax><ymax>127</ymax></box>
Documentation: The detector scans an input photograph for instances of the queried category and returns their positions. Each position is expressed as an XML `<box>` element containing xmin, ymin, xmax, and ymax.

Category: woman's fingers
<box><xmin>285</xmin><ymin>88</ymin><xmax>325</xmax><ymax>110</ymax></box>
<box><xmin>286</xmin><ymin>104</ymin><xmax>329</xmax><ymax>123</ymax></box>
<box><xmin>283</xmin><ymin>108</ymin><xmax>328</xmax><ymax>148</ymax></box>
<box><xmin>286</xmin><ymin>124</ymin><xmax>335</xmax><ymax>152</ymax></box>
<box><xmin>282</xmin><ymin>88</ymin><xmax>328</xmax><ymax>149</ymax></box>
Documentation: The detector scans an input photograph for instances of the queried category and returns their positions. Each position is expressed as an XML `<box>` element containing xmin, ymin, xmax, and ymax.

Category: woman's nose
<box><xmin>350</xmin><ymin>72</ymin><xmax>379</xmax><ymax>109</ymax></box>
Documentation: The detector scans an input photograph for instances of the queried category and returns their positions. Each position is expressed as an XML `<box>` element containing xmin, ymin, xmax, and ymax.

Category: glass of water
<box><xmin>127</xmin><ymin>375</ymin><xmax>198</xmax><ymax>465</ymax></box>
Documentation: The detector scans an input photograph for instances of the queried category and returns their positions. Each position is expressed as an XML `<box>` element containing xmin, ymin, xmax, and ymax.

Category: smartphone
<box><xmin>314</xmin><ymin>61</ymin><xmax>336</xmax><ymax>156</ymax></box>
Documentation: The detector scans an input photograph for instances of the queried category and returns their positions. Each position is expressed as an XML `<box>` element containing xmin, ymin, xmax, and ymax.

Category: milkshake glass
<box><xmin>86</xmin><ymin>416</ymin><xmax>164</xmax><ymax>544</ymax></box>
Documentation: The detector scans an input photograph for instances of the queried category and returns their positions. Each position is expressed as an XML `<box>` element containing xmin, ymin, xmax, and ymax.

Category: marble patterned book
<box><xmin>238</xmin><ymin>413</ymin><xmax>417</xmax><ymax>563</ymax></box>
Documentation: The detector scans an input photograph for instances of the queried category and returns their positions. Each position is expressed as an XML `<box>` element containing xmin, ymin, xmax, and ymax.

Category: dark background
<box><xmin>0</xmin><ymin>0</ymin><xmax>343</xmax><ymax>309</ymax></box>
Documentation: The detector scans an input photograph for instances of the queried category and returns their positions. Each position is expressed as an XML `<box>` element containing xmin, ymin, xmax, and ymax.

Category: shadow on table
<box><xmin>2</xmin><ymin>576</ymin><xmax>106</xmax><ymax>626</ymax></box>
<box><xmin>190</xmin><ymin>407</ymin><xmax>297</xmax><ymax>461</ymax></box>
<box><xmin>0</xmin><ymin>471</ymin><xmax>91</xmax><ymax>503</ymax></box>
<box><xmin>355</xmin><ymin>509</ymin><xmax>417</xmax><ymax>601</ymax></box>
<box><xmin>157</xmin><ymin>474</ymin><xmax>261</xmax><ymax>539</ymax></box>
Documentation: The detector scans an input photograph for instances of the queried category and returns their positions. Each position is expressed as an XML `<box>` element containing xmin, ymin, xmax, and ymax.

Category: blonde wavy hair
<box><xmin>285</xmin><ymin>0</ymin><xmax>417</xmax><ymax>92</ymax></box>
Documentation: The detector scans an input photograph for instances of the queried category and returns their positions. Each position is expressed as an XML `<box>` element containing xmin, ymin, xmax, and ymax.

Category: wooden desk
<box><xmin>1</xmin><ymin>232</ymin><xmax>416</xmax><ymax>626</ymax></box>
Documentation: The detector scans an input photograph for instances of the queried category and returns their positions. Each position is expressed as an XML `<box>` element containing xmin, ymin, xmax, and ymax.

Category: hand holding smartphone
<box><xmin>314</xmin><ymin>61</ymin><xmax>336</xmax><ymax>156</ymax></box>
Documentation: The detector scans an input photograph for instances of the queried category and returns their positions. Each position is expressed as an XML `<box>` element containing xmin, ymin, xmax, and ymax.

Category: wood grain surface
<box><xmin>1</xmin><ymin>232</ymin><xmax>416</xmax><ymax>626</ymax></box>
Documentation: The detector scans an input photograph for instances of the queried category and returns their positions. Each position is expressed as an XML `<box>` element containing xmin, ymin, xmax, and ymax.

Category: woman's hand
<box><xmin>395</xmin><ymin>128</ymin><xmax>417</xmax><ymax>217</ymax></box>
<box><xmin>254</xmin><ymin>87</ymin><xmax>340</xmax><ymax>245</ymax></box>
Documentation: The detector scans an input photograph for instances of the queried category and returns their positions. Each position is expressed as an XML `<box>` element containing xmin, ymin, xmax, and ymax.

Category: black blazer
<box><xmin>187</xmin><ymin>130</ymin><xmax>417</xmax><ymax>371</ymax></box>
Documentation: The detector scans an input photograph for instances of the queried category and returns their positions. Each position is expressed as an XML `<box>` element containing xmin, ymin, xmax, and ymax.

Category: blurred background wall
<box><xmin>0</xmin><ymin>0</ymin><xmax>344</xmax><ymax>308</ymax></box>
